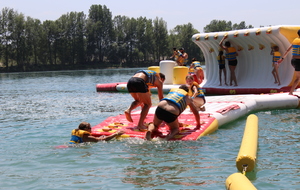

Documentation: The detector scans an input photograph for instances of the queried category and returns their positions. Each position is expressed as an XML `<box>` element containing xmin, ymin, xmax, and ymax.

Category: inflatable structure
<box><xmin>192</xmin><ymin>25</ymin><xmax>300</xmax><ymax>95</ymax></box>
<box><xmin>91</xmin><ymin>92</ymin><xmax>299</xmax><ymax>141</ymax></box>
<box><xmin>97</xmin><ymin>25</ymin><xmax>300</xmax><ymax>95</ymax></box>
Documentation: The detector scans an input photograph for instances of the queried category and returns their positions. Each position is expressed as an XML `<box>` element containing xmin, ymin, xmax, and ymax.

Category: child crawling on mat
<box><xmin>69</xmin><ymin>122</ymin><xmax>125</xmax><ymax>144</ymax></box>
<box><xmin>145</xmin><ymin>84</ymin><xmax>201</xmax><ymax>141</ymax></box>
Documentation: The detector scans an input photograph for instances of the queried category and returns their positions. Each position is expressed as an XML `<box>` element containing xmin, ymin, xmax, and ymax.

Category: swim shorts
<box><xmin>196</xmin><ymin>96</ymin><xmax>206</xmax><ymax>104</ymax></box>
<box><xmin>155</xmin><ymin>106</ymin><xmax>178</xmax><ymax>123</ymax></box>
<box><xmin>127</xmin><ymin>77</ymin><xmax>148</xmax><ymax>93</ymax></box>
<box><xmin>291</xmin><ymin>59</ymin><xmax>300</xmax><ymax>71</ymax></box>
<box><xmin>219</xmin><ymin>64</ymin><xmax>225</xmax><ymax>69</ymax></box>
<box><xmin>228</xmin><ymin>60</ymin><xmax>238</xmax><ymax>66</ymax></box>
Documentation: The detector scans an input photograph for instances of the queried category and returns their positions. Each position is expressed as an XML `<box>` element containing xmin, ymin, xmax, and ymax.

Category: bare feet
<box><xmin>145</xmin><ymin>131</ymin><xmax>152</xmax><ymax>140</ymax></box>
<box><xmin>137</xmin><ymin>126</ymin><xmax>148</xmax><ymax>132</ymax></box>
<box><xmin>199</xmin><ymin>106</ymin><xmax>206</xmax><ymax>111</ymax></box>
<box><xmin>219</xmin><ymin>84</ymin><xmax>222</xmax><ymax>86</ymax></box>
<box><xmin>225</xmin><ymin>83</ymin><xmax>228</xmax><ymax>86</ymax></box>
<box><xmin>124</xmin><ymin>110</ymin><xmax>133</xmax><ymax>122</ymax></box>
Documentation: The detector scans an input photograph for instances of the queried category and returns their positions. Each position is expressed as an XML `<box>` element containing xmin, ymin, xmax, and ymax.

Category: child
<box><xmin>145</xmin><ymin>84</ymin><xmax>201</xmax><ymax>141</ymax></box>
<box><xmin>170</xmin><ymin>47</ymin><xmax>179</xmax><ymax>61</ymax></box>
<box><xmin>69</xmin><ymin>122</ymin><xmax>125</xmax><ymax>144</ymax></box>
<box><xmin>189</xmin><ymin>58</ymin><xmax>204</xmax><ymax>84</ymax></box>
<box><xmin>185</xmin><ymin>75</ymin><xmax>206</xmax><ymax>111</ymax></box>
<box><xmin>217</xmin><ymin>50</ymin><xmax>228</xmax><ymax>86</ymax></box>
<box><xmin>270</xmin><ymin>46</ymin><xmax>281</xmax><ymax>85</ymax></box>
<box><xmin>219</xmin><ymin>36</ymin><xmax>238</xmax><ymax>86</ymax></box>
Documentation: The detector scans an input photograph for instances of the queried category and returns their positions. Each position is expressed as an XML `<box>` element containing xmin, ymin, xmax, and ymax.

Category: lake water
<box><xmin>0</xmin><ymin>68</ymin><xmax>299</xmax><ymax>190</ymax></box>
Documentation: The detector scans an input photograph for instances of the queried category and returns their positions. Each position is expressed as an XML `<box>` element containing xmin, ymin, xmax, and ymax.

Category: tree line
<box><xmin>0</xmin><ymin>4</ymin><xmax>253</xmax><ymax>72</ymax></box>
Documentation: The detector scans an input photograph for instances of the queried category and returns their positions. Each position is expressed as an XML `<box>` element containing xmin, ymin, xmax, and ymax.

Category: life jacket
<box><xmin>272</xmin><ymin>51</ymin><xmax>281</xmax><ymax>62</ymax></box>
<box><xmin>69</xmin><ymin>129</ymin><xmax>90</xmax><ymax>144</ymax></box>
<box><xmin>174</xmin><ymin>50</ymin><xmax>179</xmax><ymax>60</ymax></box>
<box><xmin>177</xmin><ymin>52</ymin><xmax>188</xmax><ymax>65</ymax></box>
<box><xmin>177</xmin><ymin>55</ymin><xmax>185</xmax><ymax>65</ymax></box>
<box><xmin>162</xmin><ymin>88</ymin><xmax>187</xmax><ymax>113</ymax></box>
<box><xmin>292</xmin><ymin>38</ymin><xmax>300</xmax><ymax>56</ymax></box>
<box><xmin>217</xmin><ymin>55</ymin><xmax>225</xmax><ymax>64</ymax></box>
<box><xmin>226</xmin><ymin>47</ymin><xmax>237</xmax><ymax>60</ymax></box>
<box><xmin>192</xmin><ymin>61</ymin><xmax>201</xmax><ymax>69</ymax></box>
<box><xmin>188</xmin><ymin>82</ymin><xmax>205</xmax><ymax>97</ymax></box>
<box><xmin>136</xmin><ymin>70</ymin><xmax>157</xmax><ymax>86</ymax></box>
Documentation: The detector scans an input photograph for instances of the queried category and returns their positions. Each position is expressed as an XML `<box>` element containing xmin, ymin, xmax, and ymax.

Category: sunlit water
<box><xmin>0</xmin><ymin>69</ymin><xmax>299</xmax><ymax>190</ymax></box>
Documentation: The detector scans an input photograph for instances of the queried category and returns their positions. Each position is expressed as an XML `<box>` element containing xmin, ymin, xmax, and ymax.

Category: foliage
<box><xmin>0</xmin><ymin>6</ymin><xmax>253</xmax><ymax>72</ymax></box>
<box><xmin>204</xmin><ymin>20</ymin><xmax>254</xmax><ymax>32</ymax></box>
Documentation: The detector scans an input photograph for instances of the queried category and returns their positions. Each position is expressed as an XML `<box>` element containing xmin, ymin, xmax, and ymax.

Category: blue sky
<box><xmin>1</xmin><ymin>0</ymin><xmax>299</xmax><ymax>32</ymax></box>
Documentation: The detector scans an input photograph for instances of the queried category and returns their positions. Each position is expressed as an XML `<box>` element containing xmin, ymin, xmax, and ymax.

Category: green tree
<box><xmin>232</xmin><ymin>21</ymin><xmax>254</xmax><ymax>30</ymax></box>
<box><xmin>86</xmin><ymin>5</ymin><xmax>114</xmax><ymax>64</ymax></box>
<box><xmin>0</xmin><ymin>8</ymin><xmax>16</xmax><ymax>71</ymax></box>
<box><xmin>62</xmin><ymin>11</ymin><xmax>86</xmax><ymax>65</ymax></box>
<box><xmin>110</xmin><ymin>15</ymin><xmax>128</xmax><ymax>66</ymax></box>
<box><xmin>153</xmin><ymin>17</ymin><xmax>168</xmax><ymax>62</ymax></box>
<box><xmin>204</xmin><ymin>20</ymin><xmax>232</xmax><ymax>32</ymax></box>
<box><xmin>41</xmin><ymin>20</ymin><xmax>58</xmax><ymax>65</ymax></box>
<box><xmin>123</xmin><ymin>17</ymin><xmax>138</xmax><ymax>65</ymax></box>
<box><xmin>136</xmin><ymin>17</ymin><xmax>151</xmax><ymax>63</ymax></box>
<box><xmin>204</xmin><ymin>20</ymin><xmax>254</xmax><ymax>32</ymax></box>
<box><xmin>25</xmin><ymin>17</ymin><xmax>41</xmax><ymax>66</ymax></box>
<box><xmin>10</xmin><ymin>12</ymin><xmax>26</xmax><ymax>70</ymax></box>
<box><xmin>170</xmin><ymin>23</ymin><xmax>202</xmax><ymax>62</ymax></box>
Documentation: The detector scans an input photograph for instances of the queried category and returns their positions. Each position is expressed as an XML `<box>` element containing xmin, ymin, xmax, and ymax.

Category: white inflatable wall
<box><xmin>192</xmin><ymin>25</ymin><xmax>300</xmax><ymax>89</ymax></box>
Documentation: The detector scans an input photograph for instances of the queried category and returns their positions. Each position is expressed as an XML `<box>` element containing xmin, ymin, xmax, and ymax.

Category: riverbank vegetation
<box><xmin>0</xmin><ymin>5</ymin><xmax>253</xmax><ymax>72</ymax></box>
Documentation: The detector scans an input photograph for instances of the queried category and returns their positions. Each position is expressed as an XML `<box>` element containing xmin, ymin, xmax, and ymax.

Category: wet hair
<box><xmin>185</xmin><ymin>75</ymin><xmax>194</xmax><ymax>80</ymax></box>
<box><xmin>298</xmin><ymin>29</ymin><xmax>300</xmax><ymax>36</ymax></box>
<box><xmin>78</xmin><ymin>122</ymin><xmax>91</xmax><ymax>130</ymax></box>
<box><xmin>191</xmin><ymin>58</ymin><xmax>197</xmax><ymax>62</ymax></box>
<box><xmin>173</xmin><ymin>47</ymin><xmax>177</xmax><ymax>51</ymax></box>
<box><xmin>179</xmin><ymin>84</ymin><xmax>189</xmax><ymax>92</ymax></box>
<box><xmin>273</xmin><ymin>46</ymin><xmax>279</xmax><ymax>51</ymax></box>
<box><xmin>224</xmin><ymin>41</ymin><xmax>231</xmax><ymax>47</ymax></box>
<box><xmin>218</xmin><ymin>50</ymin><xmax>224</xmax><ymax>62</ymax></box>
<box><xmin>158</xmin><ymin>73</ymin><xmax>165</xmax><ymax>81</ymax></box>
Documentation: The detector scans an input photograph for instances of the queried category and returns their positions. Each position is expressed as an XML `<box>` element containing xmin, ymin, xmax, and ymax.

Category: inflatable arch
<box><xmin>192</xmin><ymin>25</ymin><xmax>300</xmax><ymax>95</ymax></box>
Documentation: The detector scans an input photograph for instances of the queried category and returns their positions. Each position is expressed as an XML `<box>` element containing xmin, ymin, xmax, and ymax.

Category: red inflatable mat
<box><xmin>91</xmin><ymin>111</ymin><xmax>217</xmax><ymax>141</ymax></box>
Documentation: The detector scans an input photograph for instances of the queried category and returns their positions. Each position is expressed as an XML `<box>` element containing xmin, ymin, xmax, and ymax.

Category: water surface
<box><xmin>0</xmin><ymin>69</ymin><xmax>299</xmax><ymax>189</ymax></box>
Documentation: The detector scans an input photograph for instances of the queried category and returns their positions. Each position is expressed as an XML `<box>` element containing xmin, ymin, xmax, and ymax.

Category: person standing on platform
<box><xmin>145</xmin><ymin>84</ymin><xmax>201</xmax><ymax>141</ymax></box>
<box><xmin>219</xmin><ymin>36</ymin><xmax>238</xmax><ymax>86</ymax></box>
<box><xmin>270</xmin><ymin>45</ymin><xmax>282</xmax><ymax>85</ymax></box>
<box><xmin>176</xmin><ymin>48</ymin><xmax>188</xmax><ymax>66</ymax></box>
<box><xmin>170</xmin><ymin>47</ymin><xmax>179</xmax><ymax>61</ymax></box>
<box><xmin>125</xmin><ymin>70</ymin><xmax>165</xmax><ymax>130</ymax></box>
<box><xmin>217</xmin><ymin>50</ymin><xmax>228</xmax><ymax>86</ymax></box>
<box><xmin>278</xmin><ymin>29</ymin><xmax>300</xmax><ymax>95</ymax></box>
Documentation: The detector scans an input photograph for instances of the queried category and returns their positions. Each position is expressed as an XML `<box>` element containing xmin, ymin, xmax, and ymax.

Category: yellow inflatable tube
<box><xmin>225</xmin><ymin>173</ymin><xmax>257</xmax><ymax>190</ymax></box>
<box><xmin>236</xmin><ymin>114</ymin><xmax>258</xmax><ymax>172</ymax></box>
